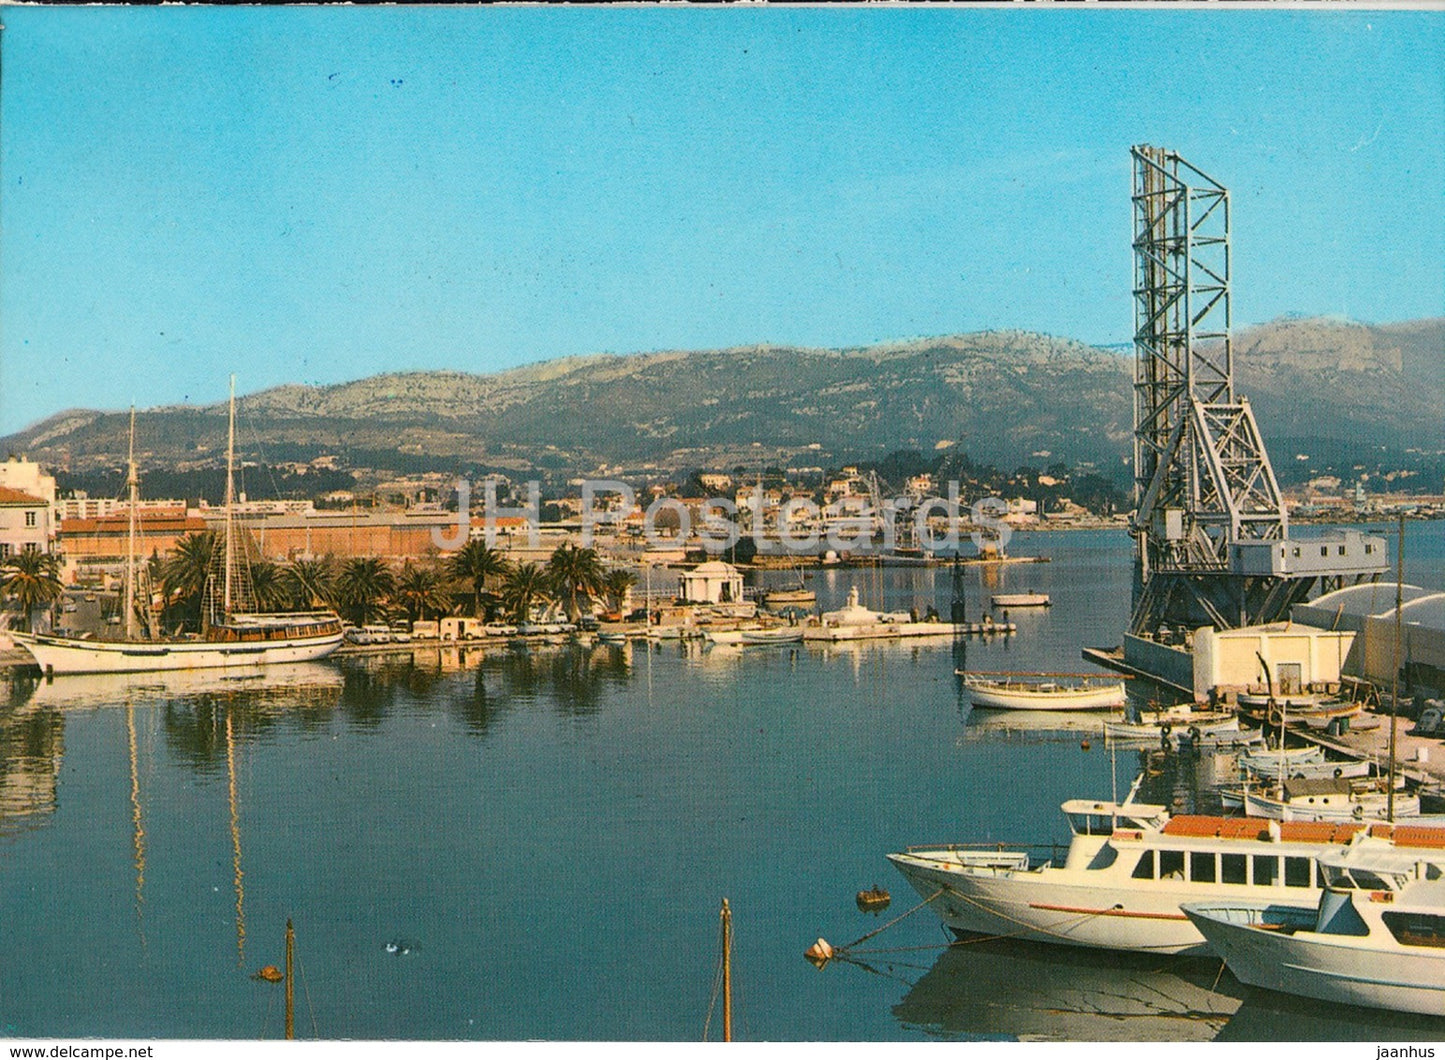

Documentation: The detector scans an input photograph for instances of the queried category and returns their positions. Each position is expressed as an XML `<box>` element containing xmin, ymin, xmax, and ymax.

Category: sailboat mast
<box><xmin>223</xmin><ymin>376</ymin><xmax>236</xmax><ymax>616</ymax></box>
<box><xmin>1389</xmin><ymin>515</ymin><xmax>1404</xmax><ymax>822</ymax></box>
<box><xmin>125</xmin><ymin>407</ymin><xmax>139</xmax><ymax>641</ymax></box>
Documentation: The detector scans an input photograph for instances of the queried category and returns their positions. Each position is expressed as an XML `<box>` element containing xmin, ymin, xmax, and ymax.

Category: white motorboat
<box><xmin>1103</xmin><ymin>708</ymin><xmax>1244</xmax><ymax>746</ymax></box>
<box><xmin>959</xmin><ymin>671</ymin><xmax>1125</xmax><ymax>712</ymax></box>
<box><xmin>13</xmin><ymin>386</ymin><xmax>343</xmax><ymax>675</ymax></box>
<box><xmin>1242</xmin><ymin>776</ymin><xmax>1420</xmax><ymax>822</ymax></box>
<box><xmin>990</xmin><ymin>592</ymin><xmax>1050</xmax><ymax>608</ymax></box>
<box><xmin>1237</xmin><ymin>749</ymin><xmax>1372</xmax><ymax>783</ymax></box>
<box><xmin>739</xmin><ymin>627</ymin><xmax>804</xmax><ymax>645</ymax></box>
<box><xmin>887</xmin><ymin>779</ymin><xmax>1445</xmax><ymax>955</ymax></box>
<box><xmin>1183</xmin><ymin>838</ymin><xmax>1445</xmax><ymax>1016</ymax></box>
<box><xmin>801</xmin><ymin>584</ymin><xmax>957</xmax><ymax>642</ymax></box>
<box><xmin>1237</xmin><ymin>743</ymin><xmax>1325</xmax><ymax>770</ymax></box>
<box><xmin>818</xmin><ymin>585</ymin><xmax>912</xmax><ymax>628</ymax></box>
<box><xmin>702</xmin><ymin>628</ymin><xmax>758</xmax><ymax>645</ymax></box>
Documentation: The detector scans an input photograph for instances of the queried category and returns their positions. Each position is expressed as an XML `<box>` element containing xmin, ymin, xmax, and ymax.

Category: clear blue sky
<box><xmin>2</xmin><ymin>7</ymin><xmax>1442</xmax><ymax>435</ymax></box>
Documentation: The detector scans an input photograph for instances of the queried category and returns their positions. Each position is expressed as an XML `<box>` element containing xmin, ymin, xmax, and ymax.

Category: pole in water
<box><xmin>720</xmin><ymin>898</ymin><xmax>733</xmax><ymax>1042</ymax></box>
<box><xmin>285</xmin><ymin>918</ymin><xmax>295</xmax><ymax>1041</ymax></box>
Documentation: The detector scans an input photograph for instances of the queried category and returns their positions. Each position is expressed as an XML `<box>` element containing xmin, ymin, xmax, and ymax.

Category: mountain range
<box><xmin>4</xmin><ymin>316</ymin><xmax>1441</xmax><ymax>487</ymax></box>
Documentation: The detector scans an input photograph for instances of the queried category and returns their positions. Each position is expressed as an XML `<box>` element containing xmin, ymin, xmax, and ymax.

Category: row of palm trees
<box><xmin>2</xmin><ymin>535</ymin><xmax>642</xmax><ymax>633</ymax></box>
<box><xmin>166</xmin><ymin>535</ymin><xmax>638</xmax><ymax>629</ymax></box>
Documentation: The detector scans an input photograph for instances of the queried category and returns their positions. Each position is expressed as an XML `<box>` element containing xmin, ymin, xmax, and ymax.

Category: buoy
<box><xmin>255</xmin><ymin>965</ymin><xmax>284</xmax><ymax>983</ymax></box>
<box><xmin>856</xmin><ymin>886</ymin><xmax>891</xmax><ymax>911</ymax></box>
<box><xmin>1080</xmin><ymin>738</ymin><xmax>1091</xmax><ymax>751</ymax></box>
<box><xmin>804</xmin><ymin>938</ymin><xmax>834</xmax><ymax>965</ymax></box>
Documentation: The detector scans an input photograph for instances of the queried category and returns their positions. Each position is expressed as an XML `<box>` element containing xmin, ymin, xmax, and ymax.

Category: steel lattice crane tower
<box><xmin>1128</xmin><ymin>145</ymin><xmax>1385</xmax><ymax>638</ymax></box>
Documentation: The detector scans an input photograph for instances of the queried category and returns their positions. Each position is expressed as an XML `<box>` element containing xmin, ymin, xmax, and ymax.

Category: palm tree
<box><xmin>335</xmin><ymin>557</ymin><xmax>395</xmax><ymax>625</ymax></box>
<box><xmin>602</xmin><ymin>568</ymin><xmax>637</xmax><ymax>613</ymax></box>
<box><xmin>447</xmin><ymin>540</ymin><xmax>510</xmax><ymax>618</ymax></box>
<box><xmin>247</xmin><ymin>559</ymin><xmax>290</xmax><ymax>613</ymax></box>
<box><xmin>500</xmin><ymin>562</ymin><xmax>550</xmax><ymax>624</ymax></box>
<box><xmin>544</xmin><ymin>543</ymin><xmax>604</xmax><ymax>621</ymax></box>
<box><xmin>392</xmin><ymin>561</ymin><xmax>451</xmax><ymax>623</ymax></box>
<box><xmin>0</xmin><ymin>550</ymin><xmax>64</xmax><ymax>632</ymax></box>
<box><xmin>284</xmin><ymin>556</ymin><xmax>339</xmax><ymax>610</ymax></box>
<box><xmin>161</xmin><ymin>530</ymin><xmax>219</xmax><ymax>631</ymax></box>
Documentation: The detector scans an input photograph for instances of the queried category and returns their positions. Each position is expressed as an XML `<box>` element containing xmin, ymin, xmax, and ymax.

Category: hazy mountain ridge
<box><xmin>5</xmin><ymin>318</ymin><xmax>1440</xmax><ymax>481</ymax></box>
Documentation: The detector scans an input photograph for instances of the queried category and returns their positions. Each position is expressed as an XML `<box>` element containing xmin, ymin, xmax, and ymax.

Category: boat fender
<box><xmin>1160</xmin><ymin>723</ymin><xmax>1172</xmax><ymax>737</ymax></box>
<box><xmin>805</xmin><ymin>938</ymin><xmax>834</xmax><ymax>962</ymax></box>
<box><xmin>1353</xmin><ymin>804</ymin><xmax>1365</xmax><ymax>820</ymax></box>
<box><xmin>1334</xmin><ymin>767</ymin><xmax>1344</xmax><ymax>779</ymax></box>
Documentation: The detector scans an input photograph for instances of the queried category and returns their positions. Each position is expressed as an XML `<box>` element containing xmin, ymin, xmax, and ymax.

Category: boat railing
<box><xmin>904</xmin><ymin>841</ymin><xmax>1065</xmax><ymax>867</ymax></box>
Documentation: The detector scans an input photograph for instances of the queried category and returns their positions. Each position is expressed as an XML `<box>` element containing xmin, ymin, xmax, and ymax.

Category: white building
<box><xmin>0</xmin><ymin>457</ymin><xmax>56</xmax><ymax>507</ymax></box>
<box><xmin>0</xmin><ymin>486</ymin><xmax>53</xmax><ymax>559</ymax></box>
<box><xmin>678</xmin><ymin>561</ymin><xmax>744</xmax><ymax>604</ymax></box>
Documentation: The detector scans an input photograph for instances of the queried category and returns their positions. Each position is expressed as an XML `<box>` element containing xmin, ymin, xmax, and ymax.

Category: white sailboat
<box><xmin>14</xmin><ymin>380</ymin><xmax>343</xmax><ymax>675</ymax></box>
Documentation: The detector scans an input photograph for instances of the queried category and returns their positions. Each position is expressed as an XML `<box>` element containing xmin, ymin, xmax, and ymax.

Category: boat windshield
<box><xmin>1061</xmin><ymin>800</ymin><xmax>1167</xmax><ymax>835</ymax></box>
<box><xmin>1321</xmin><ymin>865</ymin><xmax>1409</xmax><ymax>891</ymax></box>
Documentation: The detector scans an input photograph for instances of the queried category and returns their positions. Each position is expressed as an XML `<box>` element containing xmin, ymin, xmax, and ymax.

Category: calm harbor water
<box><xmin>2</xmin><ymin>524</ymin><xmax>1444</xmax><ymax>1041</ymax></box>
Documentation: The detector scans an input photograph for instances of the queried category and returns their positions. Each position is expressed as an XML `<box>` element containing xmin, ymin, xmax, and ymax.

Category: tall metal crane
<box><xmin>1128</xmin><ymin>145</ymin><xmax>1385</xmax><ymax>637</ymax></box>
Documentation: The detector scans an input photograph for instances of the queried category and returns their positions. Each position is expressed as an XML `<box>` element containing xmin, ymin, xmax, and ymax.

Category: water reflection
<box><xmin>25</xmin><ymin>662</ymin><xmax>344</xmax><ymax>714</ymax></box>
<box><xmin>488</xmin><ymin>642</ymin><xmax>634</xmax><ymax>716</ymax></box>
<box><xmin>1215</xmin><ymin>985</ymin><xmax>1445</xmax><ymax>1042</ymax></box>
<box><xmin>892</xmin><ymin>938</ymin><xmax>1244</xmax><ymax>1041</ymax></box>
<box><xmin>0</xmin><ymin>695</ymin><xmax>63</xmax><ymax>835</ymax></box>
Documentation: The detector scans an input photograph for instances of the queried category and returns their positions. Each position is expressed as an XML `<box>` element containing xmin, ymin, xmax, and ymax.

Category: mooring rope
<box><xmin>834</xmin><ymin>887</ymin><xmax>944</xmax><ymax>954</ymax></box>
<box><xmin>701</xmin><ymin>914</ymin><xmax>726</xmax><ymax>1041</ymax></box>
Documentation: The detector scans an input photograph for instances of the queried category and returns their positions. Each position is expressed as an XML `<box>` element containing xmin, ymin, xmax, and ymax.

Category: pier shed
<box><xmin>1293</xmin><ymin>583</ymin><xmax>1445</xmax><ymax>693</ymax></box>
<box><xmin>1192</xmin><ymin>622</ymin><xmax>1357</xmax><ymax>697</ymax></box>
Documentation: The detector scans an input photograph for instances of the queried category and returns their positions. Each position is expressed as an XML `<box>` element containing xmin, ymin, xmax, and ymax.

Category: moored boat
<box><xmin>1183</xmin><ymin>837</ymin><xmax>1445</xmax><ymax>1016</ymax></box>
<box><xmin>1103</xmin><ymin>708</ymin><xmax>1244</xmax><ymax>746</ymax></box>
<box><xmin>888</xmin><ymin>784</ymin><xmax>1445</xmax><ymax>956</ymax></box>
<box><xmin>12</xmin><ymin>384</ymin><xmax>343</xmax><ymax>676</ymax></box>
<box><xmin>1242</xmin><ymin>776</ymin><xmax>1421</xmax><ymax>822</ymax></box>
<box><xmin>990</xmin><ymin>592</ymin><xmax>1050</xmax><ymax>608</ymax></box>
<box><xmin>959</xmin><ymin>671</ymin><xmax>1125</xmax><ymax>711</ymax></box>
<box><xmin>739</xmin><ymin>627</ymin><xmax>804</xmax><ymax>645</ymax></box>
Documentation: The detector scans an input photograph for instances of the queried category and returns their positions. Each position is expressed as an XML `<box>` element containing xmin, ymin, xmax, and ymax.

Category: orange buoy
<box><xmin>1080</xmin><ymin>738</ymin><xmax>1092</xmax><ymax>751</ymax></box>
<box><xmin>255</xmin><ymin>965</ymin><xmax>284</xmax><ymax>983</ymax></box>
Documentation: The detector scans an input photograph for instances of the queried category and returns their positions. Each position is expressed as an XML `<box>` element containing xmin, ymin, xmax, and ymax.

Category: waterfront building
<box><xmin>0</xmin><ymin>486</ymin><xmax>54</xmax><ymax>559</ymax></box>
<box><xmin>0</xmin><ymin>457</ymin><xmax>58</xmax><ymax>558</ymax></box>
<box><xmin>678</xmin><ymin>560</ymin><xmax>743</xmax><ymax>604</ymax></box>
<box><xmin>58</xmin><ymin>508</ymin><xmax>206</xmax><ymax>583</ymax></box>
<box><xmin>1293</xmin><ymin>582</ymin><xmax>1445</xmax><ymax>693</ymax></box>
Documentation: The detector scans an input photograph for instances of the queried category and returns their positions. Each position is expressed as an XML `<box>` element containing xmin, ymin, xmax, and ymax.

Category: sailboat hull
<box><xmin>13</xmin><ymin>628</ymin><xmax>343</xmax><ymax>675</ymax></box>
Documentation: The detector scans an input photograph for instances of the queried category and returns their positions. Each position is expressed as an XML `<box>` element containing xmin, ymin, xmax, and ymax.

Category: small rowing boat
<box><xmin>959</xmin><ymin>671</ymin><xmax>1125</xmax><ymax>711</ymax></box>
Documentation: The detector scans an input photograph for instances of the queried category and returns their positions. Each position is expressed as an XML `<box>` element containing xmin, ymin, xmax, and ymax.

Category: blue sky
<box><xmin>2</xmin><ymin>7</ymin><xmax>1441</xmax><ymax>435</ymax></box>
